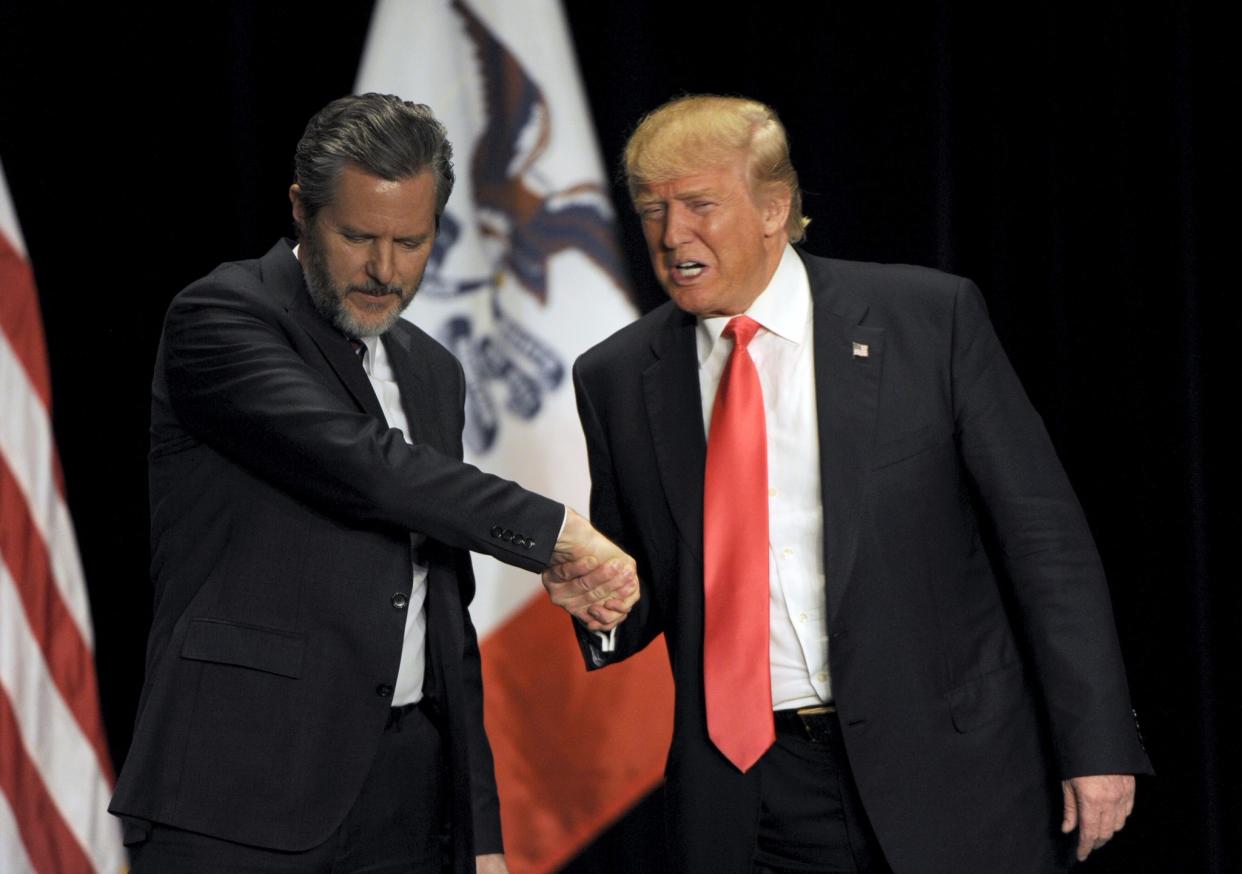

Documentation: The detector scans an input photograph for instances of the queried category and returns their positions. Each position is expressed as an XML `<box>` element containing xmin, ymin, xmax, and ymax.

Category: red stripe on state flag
<box><xmin>0</xmin><ymin>231</ymin><xmax>51</xmax><ymax>408</ymax></box>
<box><xmin>0</xmin><ymin>686</ymin><xmax>96</xmax><ymax>874</ymax></box>
<box><xmin>481</xmin><ymin>598</ymin><xmax>673</xmax><ymax>874</ymax></box>
<box><xmin>0</xmin><ymin>454</ymin><xmax>113</xmax><ymax>781</ymax></box>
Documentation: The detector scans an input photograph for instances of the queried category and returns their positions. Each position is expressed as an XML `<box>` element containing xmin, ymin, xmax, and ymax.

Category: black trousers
<box><xmin>752</xmin><ymin>710</ymin><xmax>892</xmax><ymax>874</ymax></box>
<box><xmin>126</xmin><ymin>701</ymin><xmax>446</xmax><ymax>873</ymax></box>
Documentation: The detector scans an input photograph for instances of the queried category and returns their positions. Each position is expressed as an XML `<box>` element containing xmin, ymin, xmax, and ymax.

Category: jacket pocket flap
<box><xmin>181</xmin><ymin>618</ymin><xmax>304</xmax><ymax>679</ymax></box>
<box><xmin>947</xmin><ymin>661</ymin><xmax>1025</xmax><ymax>733</ymax></box>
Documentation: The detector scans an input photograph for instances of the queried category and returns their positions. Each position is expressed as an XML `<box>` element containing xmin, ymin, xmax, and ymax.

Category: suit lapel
<box><xmin>382</xmin><ymin>329</ymin><xmax>453</xmax><ymax>454</ymax></box>
<box><xmin>642</xmin><ymin>307</ymin><xmax>707</xmax><ymax>561</ymax></box>
<box><xmin>804</xmin><ymin>254</ymin><xmax>884</xmax><ymax>623</ymax></box>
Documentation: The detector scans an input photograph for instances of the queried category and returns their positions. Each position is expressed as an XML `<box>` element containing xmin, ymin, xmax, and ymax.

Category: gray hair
<box><xmin>293</xmin><ymin>93</ymin><xmax>455</xmax><ymax>223</ymax></box>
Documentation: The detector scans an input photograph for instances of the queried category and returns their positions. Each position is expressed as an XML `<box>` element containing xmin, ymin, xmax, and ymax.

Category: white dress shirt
<box><xmin>697</xmin><ymin>245</ymin><xmax>829</xmax><ymax>709</ymax></box>
<box><xmin>358</xmin><ymin>335</ymin><xmax>430</xmax><ymax>707</ymax></box>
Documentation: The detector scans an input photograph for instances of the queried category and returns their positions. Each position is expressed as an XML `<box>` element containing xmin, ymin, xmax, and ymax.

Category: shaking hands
<box><xmin>542</xmin><ymin>509</ymin><xmax>640</xmax><ymax>632</ymax></box>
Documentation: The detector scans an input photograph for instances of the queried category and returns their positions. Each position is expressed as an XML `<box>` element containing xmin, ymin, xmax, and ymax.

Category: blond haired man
<box><xmin>552</xmin><ymin>95</ymin><xmax>1150</xmax><ymax>873</ymax></box>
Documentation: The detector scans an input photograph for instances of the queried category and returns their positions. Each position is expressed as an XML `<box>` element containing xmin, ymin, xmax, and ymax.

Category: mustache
<box><xmin>348</xmin><ymin>282</ymin><xmax>405</xmax><ymax>297</ymax></box>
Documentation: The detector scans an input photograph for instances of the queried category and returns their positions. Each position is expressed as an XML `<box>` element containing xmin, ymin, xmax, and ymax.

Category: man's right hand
<box><xmin>543</xmin><ymin>509</ymin><xmax>639</xmax><ymax>632</ymax></box>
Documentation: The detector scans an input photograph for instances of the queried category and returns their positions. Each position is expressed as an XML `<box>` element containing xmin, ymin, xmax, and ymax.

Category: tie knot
<box><xmin>348</xmin><ymin>337</ymin><xmax>367</xmax><ymax>360</ymax></box>
<box><xmin>724</xmin><ymin>315</ymin><xmax>761</xmax><ymax>350</ymax></box>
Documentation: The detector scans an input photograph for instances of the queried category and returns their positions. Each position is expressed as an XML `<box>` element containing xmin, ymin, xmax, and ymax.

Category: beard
<box><xmin>300</xmin><ymin>222</ymin><xmax>419</xmax><ymax>338</ymax></box>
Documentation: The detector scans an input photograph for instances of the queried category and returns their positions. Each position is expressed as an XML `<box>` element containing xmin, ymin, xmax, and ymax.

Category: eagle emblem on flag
<box><xmin>419</xmin><ymin>0</ymin><xmax>629</xmax><ymax>453</ymax></box>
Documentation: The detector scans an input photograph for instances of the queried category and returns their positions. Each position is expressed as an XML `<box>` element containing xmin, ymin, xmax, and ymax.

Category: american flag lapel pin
<box><xmin>852</xmin><ymin>341</ymin><xmax>870</xmax><ymax>358</ymax></box>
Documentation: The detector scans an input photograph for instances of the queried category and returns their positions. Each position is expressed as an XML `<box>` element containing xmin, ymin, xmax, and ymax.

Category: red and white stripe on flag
<box><xmin>357</xmin><ymin>2</ymin><xmax>673</xmax><ymax>870</ymax></box>
<box><xmin>0</xmin><ymin>161</ymin><xmax>126</xmax><ymax>873</ymax></box>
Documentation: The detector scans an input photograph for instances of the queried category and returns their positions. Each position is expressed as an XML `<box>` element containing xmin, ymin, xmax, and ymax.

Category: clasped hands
<box><xmin>542</xmin><ymin>509</ymin><xmax>639</xmax><ymax>632</ymax></box>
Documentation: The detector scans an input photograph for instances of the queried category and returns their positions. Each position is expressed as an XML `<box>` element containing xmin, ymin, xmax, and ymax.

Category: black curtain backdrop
<box><xmin>0</xmin><ymin>2</ymin><xmax>1232</xmax><ymax>872</ymax></box>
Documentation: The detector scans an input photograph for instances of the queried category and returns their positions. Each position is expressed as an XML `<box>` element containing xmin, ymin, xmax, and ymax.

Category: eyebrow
<box><xmin>673</xmin><ymin>188</ymin><xmax>717</xmax><ymax>200</ymax></box>
<box><xmin>336</xmin><ymin>224</ymin><xmax>430</xmax><ymax>245</ymax></box>
<box><xmin>635</xmin><ymin>188</ymin><xmax>719</xmax><ymax>207</ymax></box>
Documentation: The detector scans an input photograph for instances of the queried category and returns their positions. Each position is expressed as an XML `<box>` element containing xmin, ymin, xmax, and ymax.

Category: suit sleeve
<box><xmin>570</xmin><ymin>359</ymin><xmax>665</xmax><ymax>669</ymax></box>
<box><xmin>950</xmin><ymin>278</ymin><xmax>1150</xmax><ymax>778</ymax></box>
<box><xmin>159</xmin><ymin>271</ymin><xmax>563</xmax><ymax>571</ymax></box>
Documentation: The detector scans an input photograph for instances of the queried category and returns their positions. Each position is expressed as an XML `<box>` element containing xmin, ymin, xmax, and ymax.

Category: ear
<box><xmin>289</xmin><ymin>184</ymin><xmax>306</xmax><ymax>227</ymax></box>
<box><xmin>761</xmin><ymin>188</ymin><xmax>792</xmax><ymax>238</ymax></box>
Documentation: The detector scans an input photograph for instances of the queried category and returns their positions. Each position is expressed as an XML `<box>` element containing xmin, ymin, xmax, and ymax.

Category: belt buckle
<box><xmin>796</xmin><ymin>704</ymin><xmax>835</xmax><ymax>744</ymax></box>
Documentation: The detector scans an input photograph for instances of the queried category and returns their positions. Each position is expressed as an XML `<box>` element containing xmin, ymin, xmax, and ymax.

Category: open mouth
<box><xmin>673</xmin><ymin>261</ymin><xmax>705</xmax><ymax>279</ymax></box>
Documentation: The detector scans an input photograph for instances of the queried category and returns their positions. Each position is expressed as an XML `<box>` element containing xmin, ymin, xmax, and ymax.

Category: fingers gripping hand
<box><xmin>542</xmin><ymin>556</ymin><xmax>638</xmax><ymax>631</ymax></box>
<box><xmin>1061</xmin><ymin>774</ymin><xmax>1136</xmax><ymax>861</ymax></box>
<box><xmin>546</xmin><ymin>509</ymin><xmax>640</xmax><ymax>631</ymax></box>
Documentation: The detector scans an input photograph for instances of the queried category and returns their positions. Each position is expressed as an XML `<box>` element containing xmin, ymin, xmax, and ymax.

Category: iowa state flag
<box><xmin>357</xmin><ymin>2</ymin><xmax>673</xmax><ymax>871</ymax></box>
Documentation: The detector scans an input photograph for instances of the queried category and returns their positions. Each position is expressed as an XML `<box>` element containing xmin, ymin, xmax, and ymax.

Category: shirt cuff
<box><xmin>594</xmin><ymin>627</ymin><xmax>617</xmax><ymax>653</ymax></box>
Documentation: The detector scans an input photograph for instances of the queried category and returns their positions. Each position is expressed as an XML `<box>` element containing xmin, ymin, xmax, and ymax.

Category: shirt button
<box><xmin>798</xmin><ymin>612</ymin><xmax>808</xmax><ymax>623</ymax></box>
<box><xmin>769</xmin><ymin>486</ymin><xmax>778</xmax><ymax>497</ymax></box>
<box><xmin>814</xmin><ymin>672</ymin><xmax>828</xmax><ymax>683</ymax></box>
<box><xmin>391</xmin><ymin>592</ymin><xmax>409</xmax><ymax>610</ymax></box>
<box><xmin>783</xmin><ymin>548</ymin><xmax>794</xmax><ymax>558</ymax></box>
<box><xmin>376</xmin><ymin>684</ymin><xmax>393</xmax><ymax>698</ymax></box>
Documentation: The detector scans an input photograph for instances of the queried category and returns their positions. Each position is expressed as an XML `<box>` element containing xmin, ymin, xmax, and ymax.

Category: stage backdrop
<box><xmin>0</xmin><ymin>2</ymin><xmax>1233</xmax><ymax>872</ymax></box>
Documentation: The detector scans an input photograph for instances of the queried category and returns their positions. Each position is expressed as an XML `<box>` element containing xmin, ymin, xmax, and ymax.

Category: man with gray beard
<box><xmin>110</xmin><ymin>93</ymin><xmax>636</xmax><ymax>874</ymax></box>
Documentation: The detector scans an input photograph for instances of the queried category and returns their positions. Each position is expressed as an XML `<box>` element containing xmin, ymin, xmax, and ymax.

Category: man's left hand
<box><xmin>1061</xmin><ymin>774</ymin><xmax>1136</xmax><ymax>861</ymax></box>
<box><xmin>476</xmin><ymin>852</ymin><xmax>509</xmax><ymax>874</ymax></box>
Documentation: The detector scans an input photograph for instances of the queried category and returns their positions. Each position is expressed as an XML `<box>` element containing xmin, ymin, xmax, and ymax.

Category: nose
<box><xmin>660</xmin><ymin>204</ymin><xmax>691</xmax><ymax>251</ymax></box>
<box><xmin>366</xmin><ymin>241</ymin><xmax>396</xmax><ymax>286</ymax></box>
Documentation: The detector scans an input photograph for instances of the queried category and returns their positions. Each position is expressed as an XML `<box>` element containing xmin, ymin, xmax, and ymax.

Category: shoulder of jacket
<box><xmin>802</xmin><ymin>251</ymin><xmax>976</xmax><ymax>319</ymax></box>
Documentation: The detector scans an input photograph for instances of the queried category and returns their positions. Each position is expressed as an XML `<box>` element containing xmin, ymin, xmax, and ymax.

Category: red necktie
<box><xmin>703</xmin><ymin>315</ymin><xmax>773</xmax><ymax>773</ymax></box>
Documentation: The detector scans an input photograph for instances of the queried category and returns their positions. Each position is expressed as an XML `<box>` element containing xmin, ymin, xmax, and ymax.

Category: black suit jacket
<box><xmin>110</xmin><ymin>241</ymin><xmax>563</xmax><ymax>868</ymax></box>
<box><xmin>572</xmin><ymin>251</ymin><xmax>1151</xmax><ymax>873</ymax></box>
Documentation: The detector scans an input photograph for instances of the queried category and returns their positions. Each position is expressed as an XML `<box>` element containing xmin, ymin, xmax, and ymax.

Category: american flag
<box><xmin>0</xmin><ymin>160</ymin><xmax>125</xmax><ymax>872</ymax></box>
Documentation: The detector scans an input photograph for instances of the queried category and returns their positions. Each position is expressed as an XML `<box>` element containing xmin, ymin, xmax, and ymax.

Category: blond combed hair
<box><xmin>623</xmin><ymin>94</ymin><xmax>809</xmax><ymax>243</ymax></box>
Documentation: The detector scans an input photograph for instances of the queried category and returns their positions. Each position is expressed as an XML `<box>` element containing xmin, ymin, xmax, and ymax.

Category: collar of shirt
<box><xmin>695</xmin><ymin>244</ymin><xmax>812</xmax><ymax>366</ymax></box>
<box><xmin>359</xmin><ymin>335</ymin><xmax>378</xmax><ymax>377</ymax></box>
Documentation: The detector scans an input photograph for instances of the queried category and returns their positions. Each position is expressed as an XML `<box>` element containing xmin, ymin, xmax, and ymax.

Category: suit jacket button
<box><xmin>490</xmin><ymin>525</ymin><xmax>503</xmax><ymax>538</ymax></box>
<box><xmin>391</xmin><ymin>592</ymin><xmax>409</xmax><ymax>610</ymax></box>
<box><xmin>376</xmin><ymin>684</ymin><xmax>393</xmax><ymax>698</ymax></box>
<box><xmin>524</xmin><ymin>539</ymin><xmax>535</xmax><ymax>549</ymax></box>
<box><xmin>502</xmin><ymin>529</ymin><xmax>515</xmax><ymax>542</ymax></box>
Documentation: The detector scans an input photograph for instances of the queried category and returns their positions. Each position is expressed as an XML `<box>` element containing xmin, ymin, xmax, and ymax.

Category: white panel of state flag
<box><xmin>357</xmin><ymin>0</ymin><xmax>636</xmax><ymax>635</ymax></box>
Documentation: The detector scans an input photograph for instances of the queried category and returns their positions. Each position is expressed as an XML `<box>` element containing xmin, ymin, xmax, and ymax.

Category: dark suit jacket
<box><xmin>110</xmin><ymin>240</ymin><xmax>563</xmax><ymax>869</ymax></box>
<box><xmin>572</xmin><ymin>251</ymin><xmax>1151</xmax><ymax>873</ymax></box>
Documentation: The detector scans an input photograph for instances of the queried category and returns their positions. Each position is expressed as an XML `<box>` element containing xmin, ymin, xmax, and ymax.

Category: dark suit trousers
<box><xmin>753</xmin><ymin>712</ymin><xmax>892</xmax><ymax>874</ymax></box>
<box><xmin>127</xmin><ymin>702</ymin><xmax>446</xmax><ymax>873</ymax></box>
